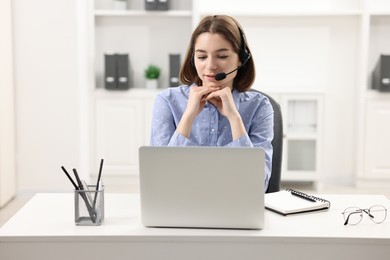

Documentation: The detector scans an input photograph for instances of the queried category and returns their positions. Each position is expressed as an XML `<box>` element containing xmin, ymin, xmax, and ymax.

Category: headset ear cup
<box><xmin>237</xmin><ymin>25</ymin><xmax>250</xmax><ymax>65</ymax></box>
<box><xmin>240</xmin><ymin>50</ymin><xmax>250</xmax><ymax>64</ymax></box>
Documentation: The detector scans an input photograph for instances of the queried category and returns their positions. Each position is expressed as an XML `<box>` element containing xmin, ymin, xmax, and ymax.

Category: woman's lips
<box><xmin>204</xmin><ymin>74</ymin><xmax>217</xmax><ymax>81</ymax></box>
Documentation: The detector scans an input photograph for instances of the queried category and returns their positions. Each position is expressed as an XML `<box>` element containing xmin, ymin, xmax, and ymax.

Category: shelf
<box><xmin>281</xmin><ymin>171</ymin><xmax>318</xmax><ymax>182</ymax></box>
<box><xmin>285</xmin><ymin>133</ymin><xmax>318</xmax><ymax>140</ymax></box>
<box><xmin>194</xmin><ymin>0</ymin><xmax>363</xmax><ymax>18</ymax></box>
<box><xmin>94</xmin><ymin>88</ymin><xmax>161</xmax><ymax>98</ymax></box>
<box><xmin>212</xmin><ymin>10</ymin><xmax>362</xmax><ymax>17</ymax></box>
<box><xmin>370</xmin><ymin>12</ymin><xmax>390</xmax><ymax>16</ymax></box>
<box><xmin>94</xmin><ymin>9</ymin><xmax>192</xmax><ymax>17</ymax></box>
<box><xmin>361</xmin><ymin>90</ymin><xmax>390</xmax><ymax>100</ymax></box>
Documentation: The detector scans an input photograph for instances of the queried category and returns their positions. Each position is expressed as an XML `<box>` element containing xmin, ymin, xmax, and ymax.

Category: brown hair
<box><xmin>180</xmin><ymin>15</ymin><xmax>255</xmax><ymax>92</ymax></box>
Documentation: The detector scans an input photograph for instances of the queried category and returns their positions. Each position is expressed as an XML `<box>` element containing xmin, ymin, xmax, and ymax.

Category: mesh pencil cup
<box><xmin>74</xmin><ymin>185</ymin><xmax>104</xmax><ymax>226</ymax></box>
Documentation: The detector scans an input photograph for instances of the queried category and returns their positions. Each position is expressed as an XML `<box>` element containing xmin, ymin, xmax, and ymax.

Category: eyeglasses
<box><xmin>342</xmin><ymin>205</ymin><xmax>387</xmax><ymax>225</ymax></box>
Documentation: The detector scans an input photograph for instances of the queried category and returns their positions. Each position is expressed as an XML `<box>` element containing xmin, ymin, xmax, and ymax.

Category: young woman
<box><xmin>150</xmin><ymin>15</ymin><xmax>274</xmax><ymax>190</ymax></box>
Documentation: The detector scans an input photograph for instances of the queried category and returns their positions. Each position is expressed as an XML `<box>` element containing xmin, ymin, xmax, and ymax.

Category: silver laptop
<box><xmin>139</xmin><ymin>146</ymin><xmax>265</xmax><ymax>229</ymax></box>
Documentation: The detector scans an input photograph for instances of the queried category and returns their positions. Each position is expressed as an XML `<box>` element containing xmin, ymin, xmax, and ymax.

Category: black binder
<box><xmin>104</xmin><ymin>54</ymin><xmax>117</xmax><ymax>89</ymax></box>
<box><xmin>104</xmin><ymin>53</ymin><xmax>130</xmax><ymax>90</ymax></box>
<box><xmin>169</xmin><ymin>54</ymin><xmax>181</xmax><ymax>87</ymax></box>
<box><xmin>157</xmin><ymin>0</ymin><xmax>169</xmax><ymax>10</ymax></box>
<box><xmin>372</xmin><ymin>54</ymin><xmax>390</xmax><ymax>92</ymax></box>
<box><xmin>145</xmin><ymin>0</ymin><xmax>169</xmax><ymax>11</ymax></box>
<box><xmin>145</xmin><ymin>0</ymin><xmax>157</xmax><ymax>10</ymax></box>
<box><xmin>116</xmin><ymin>54</ymin><xmax>129</xmax><ymax>90</ymax></box>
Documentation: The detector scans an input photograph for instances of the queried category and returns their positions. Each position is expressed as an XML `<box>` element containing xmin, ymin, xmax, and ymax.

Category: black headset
<box><xmin>237</xmin><ymin>25</ymin><xmax>251</xmax><ymax>65</ymax></box>
<box><xmin>212</xmin><ymin>23</ymin><xmax>251</xmax><ymax>81</ymax></box>
<box><xmin>190</xmin><ymin>18</ymin><xmax>252</xmax><ymax>81</ymax></box>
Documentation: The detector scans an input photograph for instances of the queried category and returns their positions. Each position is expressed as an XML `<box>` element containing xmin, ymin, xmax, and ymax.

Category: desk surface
<box><xmin>1</xmin><ymin>193</ymin><xmax>390</xmax><ymax>260</ymax></box>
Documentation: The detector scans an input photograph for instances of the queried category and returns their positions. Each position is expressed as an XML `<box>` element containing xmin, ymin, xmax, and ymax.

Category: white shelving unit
<box><xmin>86</xmin><ymin>0</ymin><xmax>390</xmax><ymax>188</ymax></box>
<box><xmin>93</xmin><ymin>89</ymin><xmax>159</xmax><ymax>176</ymax></box>
<box><xmin>355</xmin><ymin>1</ymin><xmax>390</xmax><ymax>187</ymax></box>
<box><xmin>92</xmin><ymin>0</ymin><xmax>192</xmax><ymax>90</ymax></box>
<box><xmin>267</xmin><ymin>92</ymin><xmax>324</xmax><ymax>187</ymax></box>
<box><xmin>89</xmin><ymin>0</ymin><xmax>192</xmax><ymax>175</ymax></box>
<box><xmin>283</xmin><ymin>94</ymin><xmax>323</xmax><ymax>185</ymax></box>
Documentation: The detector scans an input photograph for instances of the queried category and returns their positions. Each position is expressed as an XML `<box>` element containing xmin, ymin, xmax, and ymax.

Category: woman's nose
<box><xmin>206</xmin><ymin>57</ymin><xmax>218</xmax><ymax>70</ymax></box>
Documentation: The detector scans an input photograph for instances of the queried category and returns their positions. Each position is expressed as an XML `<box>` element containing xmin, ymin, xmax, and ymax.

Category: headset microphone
<box><xmin>214</xmin><ymin>67</ymin><xmax>239</xmax><ymax>81</ymax></box>
<box><xmin>214</xmin><ymin>53</ymin><xmax>251</xmax><ymax>81</ymax></box>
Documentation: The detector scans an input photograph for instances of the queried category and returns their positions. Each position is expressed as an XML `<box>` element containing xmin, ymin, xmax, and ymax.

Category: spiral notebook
<box><xmin>265</xmin><ymin>189</ymin><xmax>331</xmax><ymax>216</ymax></box>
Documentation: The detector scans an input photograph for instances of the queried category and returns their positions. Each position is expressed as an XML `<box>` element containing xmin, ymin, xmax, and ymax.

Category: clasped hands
<box><xmin>186</xmin><ymin>84</ymin><xmax>238</xmax><ymax>119</ymax></box>
<box><xmin>178</xmin><ymin>84</ymin><xmax>245</xmax><ymax>140</ymax></box>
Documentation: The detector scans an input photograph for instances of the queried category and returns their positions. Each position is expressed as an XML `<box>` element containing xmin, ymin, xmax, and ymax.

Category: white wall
<box><xmin>13</xmin><ymin>0</ymin><xmax>85</xmax><ymax>192</ymax></box>
<box><xmin>0</xmin><ymin>0</ymin><xmax>16</xmax><ymax>206</ymax></box>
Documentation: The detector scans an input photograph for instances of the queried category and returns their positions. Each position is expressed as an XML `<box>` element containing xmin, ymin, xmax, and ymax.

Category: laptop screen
<box><xmin>139</xmin><ymin>146</ymin><xmax>265</xmax><ymax>229</ymax></box>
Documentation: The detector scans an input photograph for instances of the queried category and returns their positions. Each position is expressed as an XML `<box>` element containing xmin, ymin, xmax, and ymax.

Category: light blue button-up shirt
<box><xmin>150</xmin><ymin>85</ymin><xmax>274</xmax><ymax>190</ymax></box>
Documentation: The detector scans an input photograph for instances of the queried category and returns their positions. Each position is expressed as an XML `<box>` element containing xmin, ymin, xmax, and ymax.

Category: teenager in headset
<box><xmin>150</xmin><ymin>15</ymin><xmax>274</xmax><ymax>190</ymax></box>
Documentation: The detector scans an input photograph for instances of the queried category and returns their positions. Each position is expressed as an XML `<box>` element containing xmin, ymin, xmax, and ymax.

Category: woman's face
<box><xmin>194</xmin><ymin>32</ymin><xmax>240</xmax><ymax>89</ymax></box>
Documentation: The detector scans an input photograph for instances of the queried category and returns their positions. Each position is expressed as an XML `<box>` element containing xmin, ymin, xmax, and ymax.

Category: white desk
<box><xmin>1</xmin><ymin>193</ymin><xmax>390</xmax><ymax>260</ymax></box>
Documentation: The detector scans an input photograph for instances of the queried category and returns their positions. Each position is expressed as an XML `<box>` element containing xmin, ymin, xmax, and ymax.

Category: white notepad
<box><xmin>265</xmin><ymin>189</ymin><xmax>331</xmax><ymax>216</ymax></box>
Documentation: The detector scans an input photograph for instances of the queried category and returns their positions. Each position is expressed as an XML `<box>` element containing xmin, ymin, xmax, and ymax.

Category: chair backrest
<box><xmin>249</xmin><ymin>89</ymin><xmax>283</xmax><ymax>193</ymax></box>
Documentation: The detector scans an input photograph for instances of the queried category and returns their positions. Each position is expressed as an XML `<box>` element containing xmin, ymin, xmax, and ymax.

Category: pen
<box><xmin>95</xmin><ymin>159</ymin><xmax>104</xmax><ymax>191</ymax></box>
<box><xmin>72</xmin><ymin>168</ymin><xmax>84</xmax><ymax>190</ymax></box>
<box><xmin>61</xmin><ymin>166</ymin><xmax>79</xmax><ymax>190</ymax></box>
<box><xmin>291</xmin><ymin>191</ymin><xmax>317</xmax><ymax>202</ymax></box>
<box><xmin>92</xmin><ymin>159</ymin><xmax>104</xmax><ymax>210</ymax></box>
<box><xmin>73</xmin><ymin>168</ymin><xmax>97</xmax><ymax>222</ymax></box>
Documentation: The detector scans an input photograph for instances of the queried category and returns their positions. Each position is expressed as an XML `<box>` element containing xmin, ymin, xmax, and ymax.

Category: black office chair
<box><xmin>249</xmin><ymin>89</ymin><xmax>283</xmax><ymax>193</ymax></box>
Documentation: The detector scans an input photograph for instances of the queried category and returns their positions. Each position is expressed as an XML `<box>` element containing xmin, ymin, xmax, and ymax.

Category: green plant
<box><xmin>144</xmin><ymin>65</ymin><xmax>160</xmax><ymax>79</ymax></box>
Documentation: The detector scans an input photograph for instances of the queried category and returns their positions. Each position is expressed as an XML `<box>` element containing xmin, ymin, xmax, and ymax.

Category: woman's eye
<box><xmin>218</xmin><ymin>55</ymin><xmax>229</xmax><ymax>60</ymax></box>
<box><xmin>197</xmin><ymin>56</ymin><xmax>207</xmax><ymax>60</ymax></box>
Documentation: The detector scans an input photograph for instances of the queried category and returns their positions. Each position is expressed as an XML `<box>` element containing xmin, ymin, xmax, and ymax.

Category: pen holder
<box><xmin>74</xmin><ymin>185</ymin><xmax>104</xmax><ymax>226</ymax></box>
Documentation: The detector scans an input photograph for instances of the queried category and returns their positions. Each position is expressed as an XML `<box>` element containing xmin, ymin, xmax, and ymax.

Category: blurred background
<box><xmin>1</xmin><ymin>0</ymin><xmax>390</xmax><ymax>225</ymax></box>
